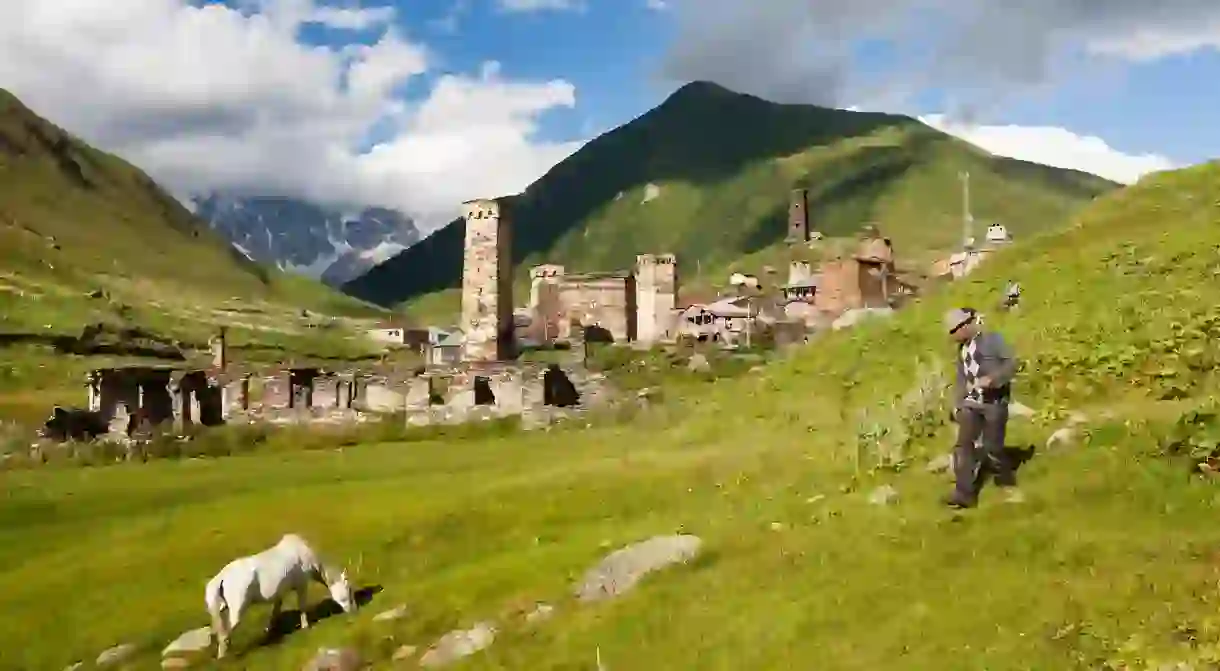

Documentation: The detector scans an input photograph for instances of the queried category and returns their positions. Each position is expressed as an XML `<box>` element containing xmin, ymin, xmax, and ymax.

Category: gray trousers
<box><xmin>953</xmin><ymin>402</ymin><xmax>1015</xmax><ymax>500</ymax></box>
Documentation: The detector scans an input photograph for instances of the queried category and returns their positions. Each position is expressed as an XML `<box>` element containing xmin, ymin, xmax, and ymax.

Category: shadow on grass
<box><xmin>262</xmin><ymin>584</ymin><xmax>383</xmax><ymax>648</ymax></box>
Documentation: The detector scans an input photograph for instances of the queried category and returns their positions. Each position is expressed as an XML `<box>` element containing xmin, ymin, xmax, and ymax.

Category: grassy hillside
<box><xmin>3</xmin><ymin>162</ymin><xmax>1218</xmax><ymax>670</ymax></box>
<box><xmin>0</xmin><ymin>89</ymin><xmax>386</xmax><ymax>422</ymax></box>
<box><xmin>344</xmin><ymin>81</ymin><xmax>1116</xmax><ymax>313</ymax></box>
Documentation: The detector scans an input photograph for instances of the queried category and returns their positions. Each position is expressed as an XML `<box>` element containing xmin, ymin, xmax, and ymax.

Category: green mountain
<box><xmin>0</xmin><ymin>89</ymin><xmax>384</xmax><ymax>422</ymax></box>
<box><xmin>344</xmin><ymin>81</ymin><xmax>1117</xmax><ymax>311</ymax></box>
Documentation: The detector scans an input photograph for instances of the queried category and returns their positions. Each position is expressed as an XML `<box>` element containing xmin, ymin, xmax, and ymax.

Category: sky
<box><xmin>0</xmin><ymin>0</ymin><xmax>1216</xmax><ymax>232</ymax></box>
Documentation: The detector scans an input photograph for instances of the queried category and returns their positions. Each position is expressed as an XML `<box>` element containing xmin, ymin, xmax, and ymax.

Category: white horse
<box><xmin>204</xmin><ymin>534</ymin><xmax>356</xmax><ymax>659</ymax></box>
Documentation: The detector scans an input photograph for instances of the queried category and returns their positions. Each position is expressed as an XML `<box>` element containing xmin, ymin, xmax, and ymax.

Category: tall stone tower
<box><xmin>460</xmin><ymin>198</ymin><xmax>514</xmax><ymax>362</ymax></box>
<box><xmin>787</xmin><ymin>188</ymin><xmax>810</xmax><ymax>243</ymax></box>
<box><xmin>635</xmin><ymin>253</ymin><xmax>678</xmax><ymax>344</ymax></box>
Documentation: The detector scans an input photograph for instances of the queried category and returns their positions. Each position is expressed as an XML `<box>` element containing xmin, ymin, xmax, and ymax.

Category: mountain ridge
<box><xmin>194</xmin><ymin>195</ymin><xmax>421</xmax><ymax>287</ymax></box>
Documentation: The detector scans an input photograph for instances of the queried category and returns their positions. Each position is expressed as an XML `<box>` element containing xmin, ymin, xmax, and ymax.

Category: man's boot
<box><xmin>941</xmin><ymin>493</ymin><xmax>976</xmax><ymax>509</ymax></box>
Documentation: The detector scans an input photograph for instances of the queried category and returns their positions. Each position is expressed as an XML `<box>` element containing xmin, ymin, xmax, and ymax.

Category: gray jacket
<box><xmin>953</xmin><ymin>331</ymin><xmax>1018</xmax><ymax>408</ymax></box>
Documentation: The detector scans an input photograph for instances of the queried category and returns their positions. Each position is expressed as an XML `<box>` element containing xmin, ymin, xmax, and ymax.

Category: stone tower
<box><xmin>787</xmin><ymin>188</ymin><xmax>810</xmax><ymax>243</ymax></box>
<box><xmin>209</xmin><ymin>326</ymin><xmax>228</xmax><ymax>370</ymax></box>
<box><xmin>460</xmin><ymin>197</ymin><xmax>514</xmax><ymax>362</ymax></box>
<box><xmin>635</xmin><ymin>253</ymin><xmax>678</xmax><ymax>344</ymax></box>
<box><xmin>529</xmin><ymin>264</ymin><xmax>564</xmax><ymax>345</ymax></box>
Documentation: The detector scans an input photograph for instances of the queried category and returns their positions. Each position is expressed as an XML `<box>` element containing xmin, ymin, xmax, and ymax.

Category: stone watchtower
<box><xmin>787</xmin><ymin>188</ymin><xmax>810</xmax><ymax>243</ymax></box>
<box><xmin>634</xmin><ymin>253</ymin><xmax>678</xmax><ymax>344</ymax></box>
<box><xmin>460</xmin><ymin>197</ymin><xmax>514</xmax><ymax>362</ymax></box>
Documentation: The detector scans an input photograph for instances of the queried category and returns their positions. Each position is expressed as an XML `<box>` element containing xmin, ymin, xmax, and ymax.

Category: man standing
<box><xmin>943</xmin><ymin>307</ymin><xmax>1023</xmax><ymax>508</ymax></box>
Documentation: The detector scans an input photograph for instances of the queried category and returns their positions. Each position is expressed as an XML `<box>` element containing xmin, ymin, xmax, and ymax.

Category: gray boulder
<box><xmin>574</xmin><ymin>534</ymin><xmax>703</xmax><ymax>603</ymax></box>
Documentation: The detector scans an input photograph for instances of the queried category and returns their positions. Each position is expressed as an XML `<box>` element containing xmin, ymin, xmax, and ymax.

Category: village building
<box><xmin>933</xmin><ymin>223</ymin><xmax>1014</xmax><ymax>280</ymax></box>
<box><xmin>424</xmin><ymin>328</ymin><xmax>463</xmax><ymax>367</ymax></box>
<box><xmin>525</xmin><ymin>253</ymin><xmax>679</xmax><ymax>347</ymax></box>
<box><xmin>365</xmin><ymin>318</ymin><xmax>430</xmax><ymax>350</ymax></box>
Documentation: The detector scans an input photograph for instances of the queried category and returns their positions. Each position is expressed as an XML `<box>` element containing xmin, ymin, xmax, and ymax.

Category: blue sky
<box><xmin>301</xmin><ymin>0</ymin><xmax>1214</xmax><ymax>165</ymax></box>
<box><xmin>0</xmin><ymin>0</ymin><xmax>1213</xmax><ymax>222</ymax></box>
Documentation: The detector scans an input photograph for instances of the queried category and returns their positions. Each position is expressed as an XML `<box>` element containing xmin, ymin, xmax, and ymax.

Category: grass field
<box><xmin>2</xmin><ymin>161</ymin><xmax>1219</xmax><ymax>671</ymax></box>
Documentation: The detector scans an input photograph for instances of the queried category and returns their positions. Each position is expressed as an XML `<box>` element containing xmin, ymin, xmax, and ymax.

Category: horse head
<box><xmin>328</xmin><ymin>569</ymin><xmax>356</xmax><ymax>613</ymax></box>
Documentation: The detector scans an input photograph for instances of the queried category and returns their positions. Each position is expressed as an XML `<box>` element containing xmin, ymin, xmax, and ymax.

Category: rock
<box><xmin>524</xmin><ymin>602</ymin><xmax>554</xmax><ymax>624</ymax></box>
<box><xmin>63</xmin><ymin>663</ymin><xmax>83</xmax><ymax>671</ymax></box>
<box><xmin>1067</xmin><ymin>411</ymin><xmax>1089</xmax><ymax>426</ymax></box>
<box><xmin>925</xmin><ymin>453</ymin><xmax>954</xmax><ymax>474</ymax></box>
<box><xmin>418</xmin><ymin>622</ymin><xmax>496</xmax><ymax>667</ymax></box>
<box><xmin>302</xmin><ymin>647</ymin><xmax>362</xmax><ymax>671</ymax></box>
<box><xmin>372</xmin><ymin>604</ymin><xmax>408</xmax><ymax>622</ymax></box>
<box><xmin>867</xmin><ymin>485</ymin><xmax>899</xmax><ymax>506</ymax></box>
<box><xmin>106</xmin><ymin>403</ymin><xmax>131</xmax><ymax>438</ymax></box>
<box><xmin>831</xmin><ymin>307</ymin><xmax>893</xmax><ymax>331</ymax></box>
<box><xmin>574</xmin><ymin>534</ymin><xmax>703</xmax><ymax>603</ymax></box>
<box><xmin>1009</xmin><ymin>401</ymin><xmax>1035</xmax><ymax>418</ymax></box>
<box><xmin>686</xmin><ymin>353</ymin><xmax>711</xmax><ymax>373</ymax></box>
<box><xmin>162</xmin><ymin>657</ymin><xmax>192</xmax><ymax>669</ymax></box>
<box><xmin>162</xmin><ymin>626</ymin><xmax>212</xmax><ymax>657</ymax></box>
<box><xmin>392</xmin><ymin>645</ymin><xmax>418</xmax><ymax>661</ymax></box>
<box><xmin>96</xmin><ymin>643</ymin><xmax>137</xmax><ymax>667</ymax></box>
<box><xmin>1046</xmin><ymin>427</ymin><xmax>1076</xmax><ymax>448</ymax></box>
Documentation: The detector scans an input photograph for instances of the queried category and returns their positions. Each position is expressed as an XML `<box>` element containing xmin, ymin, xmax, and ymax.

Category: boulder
<box><xmin>371</xmin><ymin>604</ymin><xmax>408</xmax><ymax>623</ymax></box>
<box><xmin>162</xmin><ymin>627</ymin><xmax>212</xmax><ymax>657</ymax></box>
<box><xmin>96</xmin><ymin>643</ymin><xmax>137</xmax><ymax>668</ymax></box>
<box><xmin>419</xmin><ymin>622</ymin><xmax>496</xmax><ymax>668</ymax></box>
<box><xmin>867</xmin><ymin>485</ymin><xmax>899</xmax><ymax>506</ymax></box>
<box><xmin>302</xmin><ymin>647</ymin><xmax>362</xmax><ymax>671</ymax></box>
<box><xmin>574</xmin><ymin>534</ymin><xmax>703</xmax><ymax>603</ymax></box>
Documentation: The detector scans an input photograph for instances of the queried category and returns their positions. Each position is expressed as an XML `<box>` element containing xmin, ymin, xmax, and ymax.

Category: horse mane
<box><xmin>318</xmin><ymin>563</ymin><xmax>342</xmax><ymax>585</ymax></box>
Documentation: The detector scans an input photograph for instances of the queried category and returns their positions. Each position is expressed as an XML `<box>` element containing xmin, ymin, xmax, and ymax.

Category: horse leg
<box><xmin>211</xmin><ymin>608</ymin><xmax>230</xmax><ymax>659</ymax></box>
<box><xmin>296</xmin><ymin>582</ymin><xmax>310</xmax><ymax>630</ymax></box>
<box><xmin>267</xmin><ymin>596</ymin><xmax>282</xmax><ymax>633</ymax></box>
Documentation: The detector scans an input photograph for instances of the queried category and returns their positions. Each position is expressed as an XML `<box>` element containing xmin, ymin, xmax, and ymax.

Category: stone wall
<box><xmin>788</xmin><ymin>261</ymin><xmax>812</xmax><ymax>286</ymax></box>
<box><xmin>460</xmin><ymin>198</ymin><xmax>514</xmax><ymax>362</ymax></box>
<box><xmin>362</xmin><ymin>381</ymin><xmax>407</xmax><ymax>413</ymax></box>
<box><xmin>558</xmin><ymin>274</ymin><xmax>636</xmax><ymax>342</ymax></box>
<box><xmin>529</xmin><ymin>264</ymin><xmax>564</xmax><ymax>345</ymax></box>
<box><xmin>814</xmin><ymin>258</ymin><xmax>862</xmax><ymax>314</ymax></box>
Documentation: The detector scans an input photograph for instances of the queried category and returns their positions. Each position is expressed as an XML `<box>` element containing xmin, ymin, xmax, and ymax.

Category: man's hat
<box><xmin>944</xmin><ymin>308</ymin><xmax>976</xmax><ymax>333</ymax></box>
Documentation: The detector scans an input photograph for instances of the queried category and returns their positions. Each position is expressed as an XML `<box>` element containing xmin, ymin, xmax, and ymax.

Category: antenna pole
<box><xmin>959</xmin><ymin>170</ymin><xmax>972</xmax><ymax>249</ymax></box>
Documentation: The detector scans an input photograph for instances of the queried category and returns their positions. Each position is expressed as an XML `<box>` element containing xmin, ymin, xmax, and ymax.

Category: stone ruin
<box><xmin>524</xmin><ymin>253</ymin><xmax>679</xmax><ymax>348</ymax></box>
<box><xmin>41</xmin><ymin>196</ymin><xmax>634</xmax><ymax>444</ymax></box>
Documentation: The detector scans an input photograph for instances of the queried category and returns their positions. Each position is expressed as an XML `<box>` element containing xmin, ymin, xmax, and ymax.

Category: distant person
<box><xmin>943</xmin><ymin>307</ymin><xmax>1023</xmax><ymax>508</ymax></box>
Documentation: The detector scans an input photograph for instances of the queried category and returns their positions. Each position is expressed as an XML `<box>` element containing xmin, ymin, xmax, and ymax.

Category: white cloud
<box><xmin>307</xmin><ymin>5</ymin><xmax>396</xmax><ymax>30</ymax></box>
<box><xmin>646</xmin><ymin>0</ymin><xmax>668</xmax><ymax>10</ymax></box>
<box><xmin>660</xmin><ymin>0</ymin><xmax>1220</xmax><ymax>108</ymax></box>
<box><xmin>1086</xmin><ymin>18</ymin><xmax>1220</xmax><ymax>61</ymax></box>
<box><xmin>918</xmin><ymin>114</ymin><xmax>1175</xmax><ymax>185</ymax></box>
<box><xmin>0</xmin><ymin>0</ymin><xmax>586</xmax><ymax>231</ymax></box>
<box><xmin>497</xmin><ymin>0</ymin><xmax>585</xmax><ymax>13</ymax></box>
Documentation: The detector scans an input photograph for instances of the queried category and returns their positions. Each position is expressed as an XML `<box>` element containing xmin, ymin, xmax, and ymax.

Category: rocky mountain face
<box><xmin>193</xmin><ymin>195</ymin><xmax>420</xmax><ymax>286</ymax></box>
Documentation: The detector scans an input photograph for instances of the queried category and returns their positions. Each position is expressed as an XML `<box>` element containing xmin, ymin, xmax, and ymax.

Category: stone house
<box><xmin>527</xmin><ymin>254</ymin><xmax>679</xmax><ymax>346</ymax></box>
<box><xmin>424</xmin><ymin>328</ymin><xmax>463</xmax><ymax>367</ymax></box>
<box><xmin>677</xmin><ymin>297</ymin><xmax>758</xmax><ymax>344</ymax></box>
<box><xmin>366</xmin><ymin>318</ymin><xmax>426</xmax><ymax>348</ymax></box>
